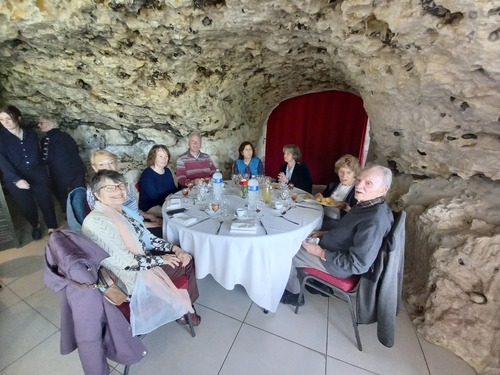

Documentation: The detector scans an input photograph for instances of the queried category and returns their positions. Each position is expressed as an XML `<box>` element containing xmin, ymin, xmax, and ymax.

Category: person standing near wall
<box><xmin>38</xmin><ymin>115</ymin><xmax>86</xmax><ymax>213</ymax></box>
<box><xmin>0</xmin><ymin>105</ymin><xmax>58</xmax><ymax>239</ymax></box>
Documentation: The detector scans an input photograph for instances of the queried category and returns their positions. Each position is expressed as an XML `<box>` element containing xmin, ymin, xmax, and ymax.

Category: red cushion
<box><xmin>303</xmin><ymin>267</ymin><xmax>360</xmax><ymax>292</ymax></box>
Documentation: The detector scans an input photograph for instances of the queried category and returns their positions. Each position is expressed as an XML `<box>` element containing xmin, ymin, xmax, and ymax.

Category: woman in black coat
<box><xmin>318</xmin><ymin>154</ymin><xmax>360</xmax><ymax>230</ymax></box>
<box><xmin>277</xmin><ymin>144</ymin><xmax>313</xmax><ymax>193</ymax></box>
<box><xmin>0</xmin><ymin>105</ymin><xmax>58</xmax><ymax>239</ymax></box>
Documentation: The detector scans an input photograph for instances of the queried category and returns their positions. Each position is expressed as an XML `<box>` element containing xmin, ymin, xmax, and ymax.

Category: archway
<box><xmin>264</xmin><ymin>90</ymin><xmax>369</xmax><ymax>185</ymax></box>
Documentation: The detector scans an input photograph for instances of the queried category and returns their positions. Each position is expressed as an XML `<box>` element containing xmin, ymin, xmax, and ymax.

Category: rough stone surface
<box><xmin>1</xmin><ymin>1</ymin><xmax>499</xmax><ymax>373</ymax></box>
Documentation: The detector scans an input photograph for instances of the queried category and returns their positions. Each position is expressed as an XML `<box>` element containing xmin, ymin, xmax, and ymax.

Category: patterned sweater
<box><xmin>175</xmin><ymin>150</ymin><xmax>216</xmax><ymax>187</ymax></box>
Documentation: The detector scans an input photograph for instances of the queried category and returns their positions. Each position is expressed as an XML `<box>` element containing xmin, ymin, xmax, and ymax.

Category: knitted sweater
<box><xmin>175</xmin><ymin>150</ymin><xmax>216</xmax><ymax>187</ymax></box>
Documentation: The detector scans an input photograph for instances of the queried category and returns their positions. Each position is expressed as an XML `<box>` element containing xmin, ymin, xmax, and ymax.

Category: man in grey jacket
<box><xmin>281</xmin><ymin>164</ymin><xmax>394</xmax><ymax>306</ymax></box>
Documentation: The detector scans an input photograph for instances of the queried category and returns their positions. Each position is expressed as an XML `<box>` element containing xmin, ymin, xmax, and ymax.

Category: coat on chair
<box><xmin>44</xmin><ymin>230</ymin><xmax>147</xmax><ymax>375</ymax></box>
<box><xmin>356</xmin><ymin>211</ymin><xmax>406</xmax><ymax>348</ymax></box>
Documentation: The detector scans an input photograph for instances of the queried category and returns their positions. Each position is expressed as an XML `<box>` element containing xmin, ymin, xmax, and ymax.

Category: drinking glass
<box><xmin>181</xmin><ymin>188</ymin><xmax>189</xmax><ymax>203</ymax></box>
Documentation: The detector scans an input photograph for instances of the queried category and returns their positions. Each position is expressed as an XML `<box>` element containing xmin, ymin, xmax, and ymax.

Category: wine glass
<box><xmin>211</xmin><ymin>202</ymin><xmax>220</xmax><ymax>213</ymax></box>
<box><xmin>181</xmin><ymin>188</ymin><xmax>189</xmax><ymax>203</ymax></box>
<box><xmin>290</xmin><ymin>192</ymin><xmax>298</xmax><ymax>207</ymax></box>
<box><xmin>254</xmin><ymin>200</ymin><xmax>264</xmax><ymax>218</ymax></box>
<box><xmin>288</xmin><ymin>183</ymin><xmax>295</xmax><ymax>190</ymax></box>
<box><xmin>186</xmin><ymin>179</ymin><xmax>194</xmax><ymax>191</ymax></box>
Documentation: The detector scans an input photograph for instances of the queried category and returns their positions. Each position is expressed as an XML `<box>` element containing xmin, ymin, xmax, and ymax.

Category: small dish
<box><xmin>233</xmin><ymin>213</ymin><xmax>253</xmax><ymax>221</ymax></box>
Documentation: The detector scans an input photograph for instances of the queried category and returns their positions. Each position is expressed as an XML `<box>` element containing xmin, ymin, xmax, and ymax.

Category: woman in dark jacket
<box><xmin>277</xmin><ymin>144</ymin><xmax>313</xmax><ymax>193</ymax></box>
<box><xmin>318</xmin><ymin>154</ymin><xmax>360</xmax><ymax>229</ymax></box>
<box><xmin>0</xmin><ymin>105</ymin><xmax>58</xmax><ymax>239</ymax></box>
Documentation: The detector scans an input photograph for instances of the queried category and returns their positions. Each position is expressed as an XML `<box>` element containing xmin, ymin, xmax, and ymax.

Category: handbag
<box><xmin>97</xmin><ymin>267</ymin><xmax>129</xmax><ymax>306</ymax></box>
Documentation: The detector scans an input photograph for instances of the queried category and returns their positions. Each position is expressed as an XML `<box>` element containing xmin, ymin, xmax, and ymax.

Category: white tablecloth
<box><xmin>162</xmin><ymin>184</ymin><xmax>323</xmax><ymax>312</ymax></box>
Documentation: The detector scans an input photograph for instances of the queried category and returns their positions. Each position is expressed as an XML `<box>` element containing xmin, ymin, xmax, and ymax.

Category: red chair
<box><xmin>295</xmin><ymin>269</ymin><xmax>362</xmax><ymax>350</ymax></box>
<box><xmin>294</xmin><ymin>210</ymin><xmax>406</xmax><ymax>351</ymax></box>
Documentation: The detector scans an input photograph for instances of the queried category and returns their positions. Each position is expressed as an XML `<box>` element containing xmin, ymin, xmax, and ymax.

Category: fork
<box><xmin>278</xmin><ymin>214</ymin><xmax>299</xmax><ymax>225</ymax></box>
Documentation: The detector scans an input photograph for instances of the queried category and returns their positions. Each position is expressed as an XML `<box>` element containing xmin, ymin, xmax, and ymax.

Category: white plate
<box><xmin>233</xmin><ymin>213</ymin><xmax>254</xmax><ymax>221</ymax></box>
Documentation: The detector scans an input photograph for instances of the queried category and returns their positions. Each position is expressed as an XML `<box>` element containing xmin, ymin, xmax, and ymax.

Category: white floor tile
<box><xmin>125</xmin><ymin>305</ymin><xmax>242</xmax><ymax>374</ymax></box>
<box><xmin>245</xmin><ymin>292</ymin><xmax>329</xmax><ymax>353</ymax></box>
<box><xmin>0</xmin><ymin>333</ymin><xmax>85</xmax><ymax>375</ymax></box>
<box><xmin>327</xmin><ymin>301</ymin><xmax>429</xmax><ymax>375</ymax></box>
<box><xmin>1</xmin><ymin>260</ymin><xmax>46</xmax><ymax>299</ymax></box>
<box><xmin>196</xmin><ymin>274</ymin><xmax>252</xmax><ymax>321</ymax></box>
<box><xmin>0</xmin><ymin>286</ymin><xmax>21</xmax><ymax>314</ymax></box>
<box><xmin>24</xmin><ymin>287</ymin><xmax>61</xmax><ymax>328</ymax></box>
<box><xmin>0</xmin><ymin>301</ymin><xmax>58</xmax><ymax>371</ymax></box>
<box><xmin>417</xmin><ymin>333</ymin><xmax>477</xmax><ymax>375</ymax></box>
<box><xmin>327</xmin><ymin>356</ymin><xmax>378</xmax><ymax>375</ymax></box>
<box><xmin>220</xmin><ymin>324</ymin><xmax>326</xmax><ymax>375</ymax></box>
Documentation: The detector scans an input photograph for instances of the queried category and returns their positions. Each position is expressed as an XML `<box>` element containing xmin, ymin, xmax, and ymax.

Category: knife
<box><xmin>215</xmin><ymin>221</ymin><xmax>223</xmax><ymax>235</ymax></box>
<box><xmin>259</xmin><ymin>220</ymin><xmax>268</xmax><ymax>235</ymax></box>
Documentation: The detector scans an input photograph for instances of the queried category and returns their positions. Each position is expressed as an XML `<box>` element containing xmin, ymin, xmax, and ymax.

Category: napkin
<box><xmin>171</xmin><ymin>213</ymin><xmax>197</xmax><ymax>226</ymax></box>
<box><xmin>230</xmin><ymin>222</ymin><xmax>257</xmax><ymax>234</ymax></box>
<box><xmin>166</xmin><ymin>198</ymin><xmax>181</xmax><ymax>209</ymax></box>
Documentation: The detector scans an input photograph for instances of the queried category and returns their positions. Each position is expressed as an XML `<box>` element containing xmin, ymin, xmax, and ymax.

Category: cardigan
<box><xmin>233</xmin><ymin>157</ymin><xmax>265</xmax><ymax>176</ymax></box>
<box><xmin>278</xmin><ymin>162</ymin><xmax>313</xmax><ymax>193</ymax></box>
<box><xmin>44</xmin><ymin>230</ymin><xmax>147</xmax><ymax>374</ymax></box>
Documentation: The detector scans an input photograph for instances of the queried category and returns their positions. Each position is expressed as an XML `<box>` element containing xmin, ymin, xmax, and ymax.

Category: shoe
<box><xmin>32</xmin><ymin>226</ymin><xmax>42</xmax><ymax>240</ymax></box>
<box><xmin>305</xmin><ymin>281</ymin><xmax>333</xmax><ymax>297</ymax></box>
<box><xmin>280</xmin><ymin>290</ymin><xmax>305</xmax><ymax>306</ymax></box>
<box><xmin>176</xmin><ymin>312</ymin><xmax>201</xmax><ymax>326</ymax></box>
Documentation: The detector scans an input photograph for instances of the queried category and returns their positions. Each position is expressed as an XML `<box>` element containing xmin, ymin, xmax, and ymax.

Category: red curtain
<box><xmin>264</xmin><ymin>90</ymin><xmax>368</xmax><ymax>185</ymax></box>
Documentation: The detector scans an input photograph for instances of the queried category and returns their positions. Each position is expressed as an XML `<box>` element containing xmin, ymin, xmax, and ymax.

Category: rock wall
<box><xmin>1</xmin><ymin>1</ymin><xmax>499</xmax><ymax>373</ymax></box>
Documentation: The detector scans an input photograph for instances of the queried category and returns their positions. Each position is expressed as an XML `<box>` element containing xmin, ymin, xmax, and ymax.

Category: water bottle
<box><xmin>248</xmin><ymin>175</ymin><xmax>259</xmax><ymax>206</ymax></box>
<box><xmin>212</xmin><ymin>169</ymin><xmax>223</xmax><ymax>199</ymax></box>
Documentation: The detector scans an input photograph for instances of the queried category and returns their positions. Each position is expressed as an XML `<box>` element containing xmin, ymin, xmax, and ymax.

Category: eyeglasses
<box><xmin>99</xmin><ymin>183</ymin><xmax>126</xmax><ymax>192</ymax></box>
<box><xmin>94</xmin><ymin>160</ymin><xmax>116</xmax><ymax>168</ymax></box>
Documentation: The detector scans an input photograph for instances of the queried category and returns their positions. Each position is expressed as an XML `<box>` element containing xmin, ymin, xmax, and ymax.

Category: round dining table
<box><xmin>162</xmin><ymin>182</ymin><xmax>323</xmax><ymax>313</ymax></box>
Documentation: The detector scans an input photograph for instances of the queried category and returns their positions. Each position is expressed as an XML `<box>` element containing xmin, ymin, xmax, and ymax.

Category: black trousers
<box><xmin>4</xmin><ymin>166</ymin><xmax>58</xmax><ymax>229</ymax></box>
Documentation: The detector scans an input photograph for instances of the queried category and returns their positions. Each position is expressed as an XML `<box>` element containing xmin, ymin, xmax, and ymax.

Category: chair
<box><xmin>66</xmin><ymin>187</ymin><xmax>89</xmax><ymax>232</ymax></box>
<box><xmin>294</xmin><ymin>210</ymin><xmax>406</xmax><ymax>351</ymax></box>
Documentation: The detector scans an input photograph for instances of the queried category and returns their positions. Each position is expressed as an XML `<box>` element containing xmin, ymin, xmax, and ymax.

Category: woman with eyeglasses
<box><xmin>82</xmin><ymin>150</ymin><xmax>162</xmax><ymax>236</ymax></box>
<box><xmin>138</xmin><ymin>145</ymin><xmax>178</xmax><ymax>212</ymax></box>
<box><xmin>0</xmin><ymin>105</ymin><xmax>58</xmax><ymax>239</ymax></box>
<box><xmin>82</xmin><ymin>169</ymin><xmax>201</xmax><ymax>330</ymax></box>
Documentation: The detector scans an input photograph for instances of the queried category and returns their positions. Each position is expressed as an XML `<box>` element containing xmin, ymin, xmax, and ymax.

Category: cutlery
<box><xmin>215</xmin><ymin>221</ymin><xmax>223</xmax><ymax>235</ymax></box>
<box><xmin>278</xmin><ymin>214</ymin><xmax>299</xmax><ymax>225</ymax></box>
<box><xmin>259</xmin><ymin>220</ymin><xmax>268</xmax><ymax>235</ymax></box>
<box><xmin>189</xmin><ymin>217</ymin><xmax>210</xmax><ymax>227</ymax></box>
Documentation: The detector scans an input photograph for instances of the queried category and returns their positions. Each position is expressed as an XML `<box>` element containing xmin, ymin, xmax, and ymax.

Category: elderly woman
<box><xmin>318</xmin><ymin>154</ymin><xmax>360</xmax><ymax>230</ymax></box>
<box><xmin>277</xmin><ymin>144</ymin><xmax>313</xmax><ymax>193</ymax></box>
<box><xmin>0</xmin><ymin>105</ymin><xmax>58</xmax><ymax>239</ymax></box>
<box><xmin>233</xmin><ymin>141</ymin><xmax>265</xmax><ymax>176</ymax></box>
<box><xmin>82</xmin><ymin>170</ymin><xmax>201</xmax><ymax>331</ymax></box>
<box><xmin>85</xmin><ymin>150</ymin><xmax>162</xmax><ymax>236</ymax></box>
<box><xmin>38</xmin><ymin>115</ymin><xmax>86</xmax><ymax>213</ymax></box>
<box><xmin>139</xmin><ymin>144</ymin><xmax>178</xmax><ymax>212</ymax></box>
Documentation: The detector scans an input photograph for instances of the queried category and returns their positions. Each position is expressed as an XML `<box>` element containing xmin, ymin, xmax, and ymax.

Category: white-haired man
<box><xmin>175</xmin><ymin>132</ymin><xmax>216</xmax><ymax>188</ymax></box>
<box><xmin>281</xmin><ymin>165</ymin><xmax>394</xmax><ymax>306</ymax></box>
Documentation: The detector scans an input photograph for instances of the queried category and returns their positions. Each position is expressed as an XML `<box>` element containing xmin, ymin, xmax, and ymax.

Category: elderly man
<box><xmin>176</xmin><ymin>132</ymin><xmax>216</xmax><ymax>188</ymax></box>
<box><xmin>38</xmin><ymin>115</ymin><xmax>86</xmax><ymax>212</ymax></box>
<box><xmin>281</xmin><ymin>164</ymin><xmax>394</xmax><ymax>306</ymax></box>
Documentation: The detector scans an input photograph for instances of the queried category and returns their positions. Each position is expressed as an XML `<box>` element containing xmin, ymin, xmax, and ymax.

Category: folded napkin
<box><xmin>230</xmin><ymin>222</ymin><xmax>257</xmax><ymax>234</ymax></box>
<box><xmin>166</xmin><ymin>198</ymin><xmax>181</xmax><ymax>209</ymax></box>
<box><xmin>171</xmin><ymin>213</ymin><xmax>197</xmax><ymax>226</ymax></box>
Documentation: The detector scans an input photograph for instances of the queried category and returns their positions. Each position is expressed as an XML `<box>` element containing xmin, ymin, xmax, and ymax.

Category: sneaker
<box><xmin>280</xmin><ymin>290</ymin><xmax>305</xmax><ymax>306</ymax></box>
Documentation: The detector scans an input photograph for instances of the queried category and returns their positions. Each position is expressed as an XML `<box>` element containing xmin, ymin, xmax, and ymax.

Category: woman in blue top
<box><xmin>0</xmin><ymin>105</ymin><xmax>58</xmax><ymax>239</ymax></box>
<box><xmin>139</xmin><ymin>144</ymin><xmax>178</xmax><ymax>212</ymax></box>
<box><xmin>233</xmin><ymin>141</ymin><xmax>265</xmax><ymax>176</ymax></box>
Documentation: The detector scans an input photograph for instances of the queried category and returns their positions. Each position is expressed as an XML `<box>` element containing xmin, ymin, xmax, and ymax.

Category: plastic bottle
<box><xmin>248</xmin><ymin>175</ymin><xmax>259</xmax><ymax>206</ymax></box>
<box><xmin>212</xmin><ymin>169</ymin><xmax>223</xmax><ymax>199</ymax></box>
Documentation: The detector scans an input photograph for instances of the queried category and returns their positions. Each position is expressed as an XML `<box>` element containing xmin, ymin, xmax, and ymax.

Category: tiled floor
<box><xmin>0</xmin><ymin>228</ymin><xmax>477</xmax><ymax>375</ymax></box>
